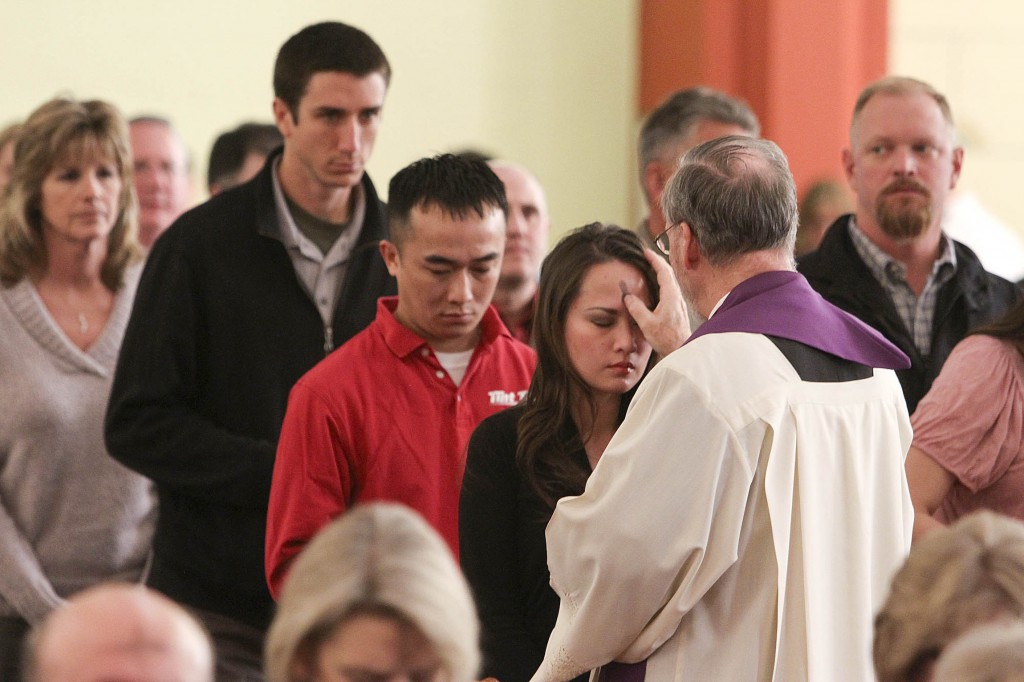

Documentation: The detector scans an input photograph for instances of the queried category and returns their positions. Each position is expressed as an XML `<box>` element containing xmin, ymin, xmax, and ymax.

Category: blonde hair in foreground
<box><xmin>873</xmin><ymin>510</ymin><xmax>1024</xmax><ymax>682</ymax></box>
<box><xmin>932</xmin><ymin>619</ymin><xmax>1024</xmax><ymax>682</ymax></box>
<box><xmin>0</xmin><ymin>97</ymin><xmax>140</xmax><ymax>289</ymax></box>
<box><xmin>264</xmin><ymin>503</ymin><xmax>480</xmax><ymax>682</ymax></box>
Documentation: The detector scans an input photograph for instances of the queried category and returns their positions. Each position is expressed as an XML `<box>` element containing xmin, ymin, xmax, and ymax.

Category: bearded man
<box><xmin>799</xmin><ymin>76</ymin><xmax>1020</xmax><ymax>412</ymax></box>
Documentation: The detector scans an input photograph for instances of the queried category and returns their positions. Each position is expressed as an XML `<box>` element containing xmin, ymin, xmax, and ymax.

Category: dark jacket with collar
<box><xmin>105</xmin><ymin>150</ymin><xmax>396</xmax><ymax>629</ymax></box>
<box><xmin>798</xmin><ymin>215</ymin><xmax>1021</xmax><ymax>413</ymax></box>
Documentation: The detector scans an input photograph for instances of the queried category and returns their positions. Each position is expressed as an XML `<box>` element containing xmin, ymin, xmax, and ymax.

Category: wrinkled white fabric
<box><xmin>533</xmin><ymin>332</ymin><xmax>913</xmax><ymax>682</ymax></box>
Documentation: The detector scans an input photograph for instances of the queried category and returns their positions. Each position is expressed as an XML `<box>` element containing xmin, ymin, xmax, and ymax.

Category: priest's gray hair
<box><xmin>264</xmin><ymin>503</ymin><xmax>480</xmax><ymax>682</ymax></box>
<box><xmin>661</xmin><ymin>135</ymin><xmax>797</xmax><ymax>266</ymax></box>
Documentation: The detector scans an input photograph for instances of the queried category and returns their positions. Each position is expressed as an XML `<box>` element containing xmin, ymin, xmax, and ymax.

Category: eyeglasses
<box><xmin>654</xmin><ymin>223</ymin><xmax>681</xmax><ymax>256</ymax></box>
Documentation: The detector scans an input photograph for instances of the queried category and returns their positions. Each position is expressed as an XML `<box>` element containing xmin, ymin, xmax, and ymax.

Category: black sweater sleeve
<box><xmin>105</xmin><ymin>217</ymin><xmax>277</xmax><ymax>507</ymax></box>
<box><xmin>459</xmin><ymin>407</ymin><xmax>546</xmax><ymax>681</ymax></box>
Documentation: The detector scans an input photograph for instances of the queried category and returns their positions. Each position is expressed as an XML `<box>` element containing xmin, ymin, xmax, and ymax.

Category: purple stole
<box><xmin>687</xmin><ymin>270</ymin><xmax>908</xmax><ymax>368</ymax></box>
<box><xmin>597</xmin><ymin>271</ymin><xmax>907</xmax><ymax>682</ymax></box>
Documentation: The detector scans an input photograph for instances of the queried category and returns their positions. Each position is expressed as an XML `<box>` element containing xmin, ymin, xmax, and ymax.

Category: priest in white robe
<box><xmin>532</xmin><ymin>136</ymin><xmax>914</xmax><ymax>682</ymax></box>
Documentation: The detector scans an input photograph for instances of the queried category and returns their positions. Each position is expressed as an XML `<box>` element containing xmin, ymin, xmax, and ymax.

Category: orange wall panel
<box><xmin>639</xmin><ymin>0</ymin><xmax>888</xmax><ymax>196</ymax></box>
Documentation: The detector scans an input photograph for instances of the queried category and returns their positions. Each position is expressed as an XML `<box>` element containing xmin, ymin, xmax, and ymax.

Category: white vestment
<box><xmin>533</xmin><ymin>332</ymin><xmax>913</xmax><ymax>682</ymax></box>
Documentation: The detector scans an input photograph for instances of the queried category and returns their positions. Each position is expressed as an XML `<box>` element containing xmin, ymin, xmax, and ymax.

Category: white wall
<box><xmin>891</xmin><ymin>0</ymin><xmax>1024</xmax><ymax>277</ymax></box>
<box><xmin>0</xmin><ymin>1</ymin><xmax>638</xmax><ymax>243</ymax></box>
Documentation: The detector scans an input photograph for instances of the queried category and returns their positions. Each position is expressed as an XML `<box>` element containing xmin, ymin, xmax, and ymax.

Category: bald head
<box><xmin>487</xmin><ymin>160</ymin><xmax>550</xmax><ymax>290</ymax></box>
<box><xmin>28</xmin><ymin>584</ymin><xmax>214</xmax><ymax>682</ymax></box>
<box><xmin>129</xmin><ymin>117</ymin><xmax>191</xmax><ymax>248</ymax></box>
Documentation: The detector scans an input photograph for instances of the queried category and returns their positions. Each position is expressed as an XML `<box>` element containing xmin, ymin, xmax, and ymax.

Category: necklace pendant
<box><xmin>77</xmin><ymin>312</ymin><xmax>89</xmax><ymax>334</ymax></box>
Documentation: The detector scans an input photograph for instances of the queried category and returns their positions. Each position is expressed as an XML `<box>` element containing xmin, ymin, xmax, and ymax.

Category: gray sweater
<box><xmin>0</xmin><ymin>262</ymin><xmax>155</xmax><ymax>623</ymax></box>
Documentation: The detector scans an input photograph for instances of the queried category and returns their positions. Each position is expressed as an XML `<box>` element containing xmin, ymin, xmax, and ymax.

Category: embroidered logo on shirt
<box><xmin>488</xmin><ymin>389</ymin><xmax>528</xmax><ymax>406</ymax></box>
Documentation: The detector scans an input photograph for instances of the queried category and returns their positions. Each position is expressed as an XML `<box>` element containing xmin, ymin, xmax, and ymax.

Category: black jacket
<box><xmin>105</xmin><ymin>152</ymin><xmax>396</xmax><ymax>629</ymax></box>
<box><xmin>798</xmin><ymin>215</ymin><xmax>1020</xmax><ymax>413</ymax></box>
<box><xmin>459</xmin><ymin>405</ymin><xmax>591</xmax><ymax>682</ymax></box>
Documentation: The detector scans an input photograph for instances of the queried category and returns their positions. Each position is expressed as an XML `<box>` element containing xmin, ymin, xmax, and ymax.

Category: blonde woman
<box><xmin>265</xmin><ymin>503</ymin><xmax>479</xmax><ymax>682</ymax></box>
<box><xmin>0</xmin><ymin>97</ymin><xmax>154</xmax><ymax>678</ymax></box>
<box><xmin>874</xmin><ymin>511</ymin><xmax>1024</xmax><ymax>682</ymax></box>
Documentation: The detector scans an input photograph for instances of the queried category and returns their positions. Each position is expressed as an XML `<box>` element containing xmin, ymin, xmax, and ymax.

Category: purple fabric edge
<box><xmin>685</xmin><ymin>270</ymin><xmax>910</xmax><ymax>370</ymax></box>
<box><xmin>599</xmin><ymin>660</ymin><xmax>647</xmax><ymax>682</ymax></box>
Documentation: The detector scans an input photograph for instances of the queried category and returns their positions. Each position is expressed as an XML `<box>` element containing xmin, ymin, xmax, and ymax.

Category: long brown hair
<box><xmin>0</xmin><ymin>97</ymin><xmax>140</xmax><ymax>289</ymax></box>
<box><xmin>970</xmin><ymin>296</ymin><xmax>1024</xmax><ymax>359</ymax></box>
<box><xmin>516</xmin><ymin>223</ymin><xmax>659</xmax><ymax>509</ymax></box>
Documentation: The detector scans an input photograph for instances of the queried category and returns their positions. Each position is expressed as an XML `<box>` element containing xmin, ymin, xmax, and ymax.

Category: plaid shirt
<box><xmin>848</xmin><ymin>217</ymin><xmax>957</xmax><ymax>356</ymax></box>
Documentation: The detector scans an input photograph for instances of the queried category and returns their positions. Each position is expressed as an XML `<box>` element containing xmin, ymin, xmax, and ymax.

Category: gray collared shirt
<box><xmin>848</xmin><ymin>217</ymin><xmax>956</xmax><ymax>356</ymax></box>
<box><xmin>266</xmin><ymin>158</ymin><xmax>366</xmax><ymax>337</ymax></box>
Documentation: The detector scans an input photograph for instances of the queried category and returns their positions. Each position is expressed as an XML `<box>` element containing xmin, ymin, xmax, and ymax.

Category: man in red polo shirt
<box><xmin>265</xmin><ymin>154</ymin><xmax>537</xmax><ymax>597</ymax></box>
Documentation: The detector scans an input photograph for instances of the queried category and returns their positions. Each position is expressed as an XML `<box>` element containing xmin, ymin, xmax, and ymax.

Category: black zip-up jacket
<box><xmin>798</xmin><ymin>215</ymin><xmax>1020</xmax><ymax>413</ymax></box>
<box><xmin>105</xmin><ymin>150</ymin><xmax>396</xmax><ymax>629</ymax></box>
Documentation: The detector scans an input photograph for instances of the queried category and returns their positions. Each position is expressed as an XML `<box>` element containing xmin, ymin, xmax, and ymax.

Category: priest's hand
<box><xmin>623</xmin><ymin>248</ymin><xmax>690</xmax><ymax>357</ymax></box>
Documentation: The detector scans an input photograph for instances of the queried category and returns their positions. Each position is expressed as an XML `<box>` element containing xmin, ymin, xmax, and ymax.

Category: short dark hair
<box><xmin>451</xmin><ymin>148</ymin><xmax>495</xmax><ymax>164</ymax></box>
<box><xmin>638</xmin><ymin>87</ymin><xmax>760</xmax><ymax>173</ymax></box>
<box><xmin>387</xmin><ymin>153</ymin><xmax>509</xmax><ymax>247</ymax></box>
<box><xmin>274</xmin><ymin>22</ymin><xmax>391</xmax><ymax>116</ymax></box>
<box><xmin>662</xmin><ymin>135</ymin><xmax>797</xmax><ymax>265</ymax></box>
<box><xmin>206</xmin><ymin>122</ymin><xmax>282</xmax><ymax>191</ymax></box>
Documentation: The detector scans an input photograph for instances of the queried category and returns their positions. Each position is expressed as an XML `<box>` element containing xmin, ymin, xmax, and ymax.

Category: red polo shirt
<box><xmin>266</xmin><ymin>297</ymin><xmax>536</xmax><ymax>597</ymax></box>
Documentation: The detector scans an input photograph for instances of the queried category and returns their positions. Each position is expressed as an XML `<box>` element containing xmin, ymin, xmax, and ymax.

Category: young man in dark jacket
<box><xmin>106</xmin><ymin>22</ymin><xmax>396</xmax><ymax>679</ymax></box>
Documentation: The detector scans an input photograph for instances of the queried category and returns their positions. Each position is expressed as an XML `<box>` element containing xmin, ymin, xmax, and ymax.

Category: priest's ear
<box><xmin>675</xmin><ymin>222</ymin><xmax>702</xmax><ymax>272</ymax></box>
